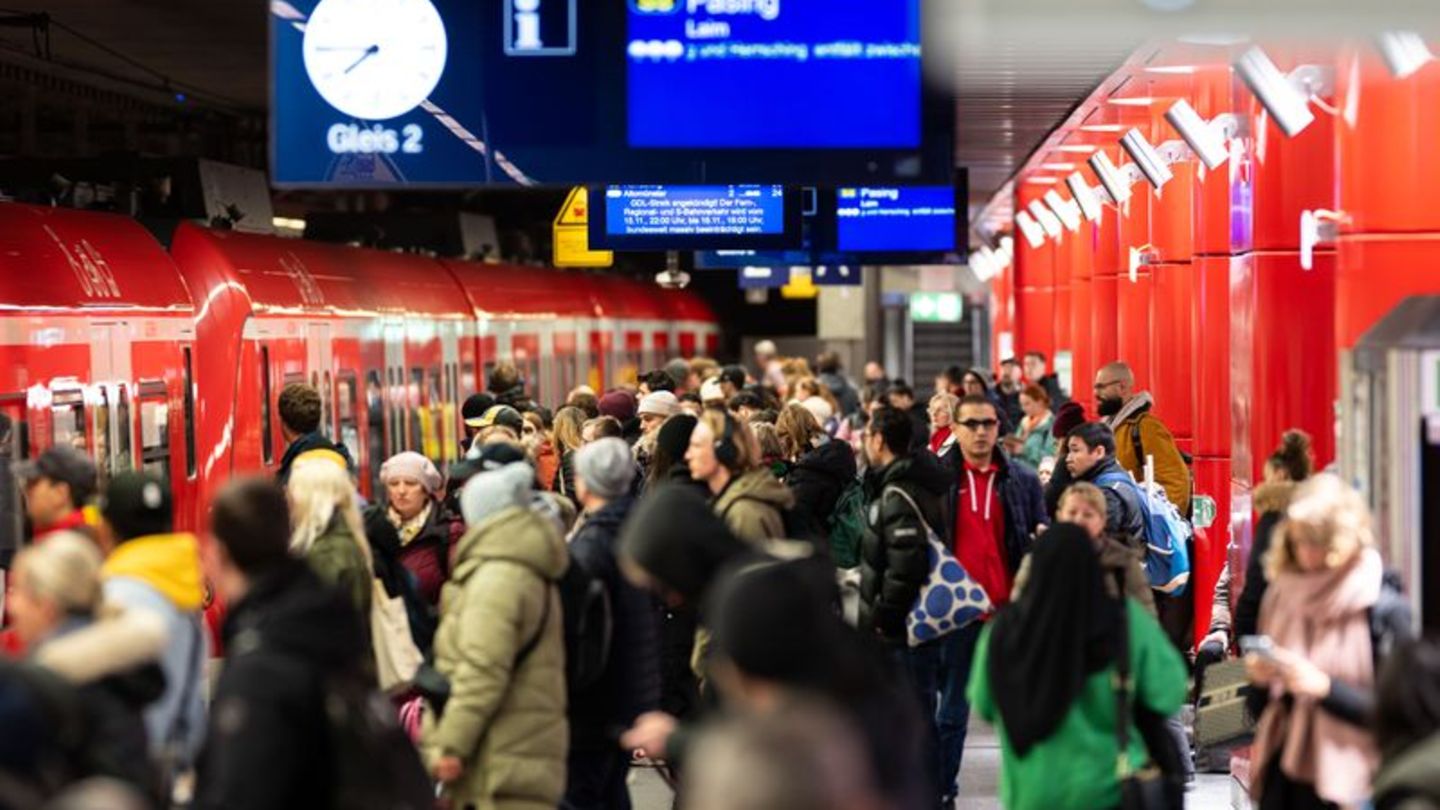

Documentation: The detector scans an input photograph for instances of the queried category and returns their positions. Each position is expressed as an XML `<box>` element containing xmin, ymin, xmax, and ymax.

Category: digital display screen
<box><xmin>592</xmin><ymin>185</ymin><xmax>800</xmax><ymax>249</ymax></box>
<box><xmin>270</xmin><ymin>1</ymin><xmax>951</xmax><ymax>187</ymax></box>
<box><xmin>836</xmin><ymin>186</ymin><xmax>958</xmax><ymax>253</ymax></box>
<box><xmin>626</xmin><ymin>0</ymin><xmax>922</xmax><ymax>149</ymax></box>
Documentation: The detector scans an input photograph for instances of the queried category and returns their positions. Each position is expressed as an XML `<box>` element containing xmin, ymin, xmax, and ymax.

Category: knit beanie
<box><xmin>599</xmin><ymin>390</ymin><xmax>637</xmax><ymax>423</ymax></box>
<box><xmin>1052</xmin><ymin>401</ymin><xmax>1087</xmax><ymax>440</ymax></box>
<box><xmin>460</xmin><ymin>462</ymin><xmax>533</xmax><ymax>526</ymax></box>
<box><xmin>638</xmin><ymin>391</ymin><xmax>681</xmax><ymax>418</ymax></box>
<box><xmin>574</xmin><ymin>437</ymin><xmax>636</xmax><ymax>500</ymax></box>
<box><xmin>380</xmin><ymin>451</ymin><xmax>443</xmax><ymax>495</ymax></box>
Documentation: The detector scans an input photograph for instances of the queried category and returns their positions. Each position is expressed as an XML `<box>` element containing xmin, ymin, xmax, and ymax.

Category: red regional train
<box><xmin>0</xmin><ymin>202</ymin><xmax>719</xmax><ymax>546</ymax></box>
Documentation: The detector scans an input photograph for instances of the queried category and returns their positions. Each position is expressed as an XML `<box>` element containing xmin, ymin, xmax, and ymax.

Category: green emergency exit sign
<box><xmin>910</xmin><ymin>292</ymin><xmax>963</xmax><ymax>323</ymax></box>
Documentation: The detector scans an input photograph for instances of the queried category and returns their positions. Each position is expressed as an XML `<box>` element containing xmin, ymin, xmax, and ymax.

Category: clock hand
<box><xmin>313</xmin><ymin>45</ymin><xmax>374</xmax><ymax>51</ymax></box>
<box><xmin>343</xmin><ymin>44</ymin><xmax>380</xmax><ymax>74</ymax></box>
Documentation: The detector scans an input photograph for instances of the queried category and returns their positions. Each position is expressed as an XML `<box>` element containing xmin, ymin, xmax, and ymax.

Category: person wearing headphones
<box><xmin>686</xmin><ymin>408</ymin><xmax>795</xmax><ymax>547</ymax></box>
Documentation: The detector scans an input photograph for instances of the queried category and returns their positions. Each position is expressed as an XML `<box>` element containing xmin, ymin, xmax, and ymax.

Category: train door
<box><xmin>306</xmin><ymin>323</ymin><xmax>334</xmax><ymax>439</ymax></box>
<box><xmin>0</xmin><ymin>393</ymin><xmax>26</xmax><ymax>574</ymax></box>
<box><xmin>440</xmin><ymin>324</ymin><xmax>461</xmax><ymax>466</ymax></box>
<box><xmin>89</xmin><ymin>323</ymin><xmax>135</xmax><ymax>484</ymax></box>
<box><xmin>553</xmin><ymin>320</ymin><xmax>579</xmax><ymax>402</ymax></box>
<box><xmin>384</xmin><ymin>322</ymin><xmax>407</xmax><ymax>454</ymax></box>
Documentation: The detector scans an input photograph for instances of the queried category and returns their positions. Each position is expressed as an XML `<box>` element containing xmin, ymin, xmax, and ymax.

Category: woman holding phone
<box><xmin>1245</xmin><ymin>474</ymin><xmax>1412</xmax><ymax>810</ymax></box>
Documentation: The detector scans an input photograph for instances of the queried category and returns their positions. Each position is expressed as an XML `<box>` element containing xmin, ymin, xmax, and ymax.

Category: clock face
<box><xmin>302</xmin><ymin>0</ymin><xmax>448</xmax><ymax>121</ymax></box>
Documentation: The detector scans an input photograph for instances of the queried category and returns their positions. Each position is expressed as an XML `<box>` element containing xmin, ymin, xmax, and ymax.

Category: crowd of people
<box><xmin>0</xmin><ymin>346</ymin><xmax>1432</xmax><ymax>810</ymax></box>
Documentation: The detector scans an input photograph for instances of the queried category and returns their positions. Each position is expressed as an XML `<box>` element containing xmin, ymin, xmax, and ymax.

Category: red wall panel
<box><xmin>1090</xmin><ymin>274</ymin><xmax>1119</xmax><ymax>394</ymax></box>
<box><xmin>1336</xmin><ymin>238</ymin><xmax>1440</xmax><ymax>351</ymax></box>
<box><xmin>1192</xmin><ymin>257</ymin><xmax>1232</xmax><ymax>458</ymax></box>
<box><xmin>1150</xmin><ymin>262</ymin><xmax>1195</xmax><ymax>441</ymax></box>
<box><xmin>1115</xmin><ymin>271</ymin><xmax>1153</xmax><ymax>392</ymax></box>
<box><xmin>1249</xmin><ymin>252</ymin><xmax>1337</xmax><ymax>480</ymax></box>
<box><xmin>1335</xmin><ymin>48</ymin><xmax>1440</xmax><ymax>234</ymax></box>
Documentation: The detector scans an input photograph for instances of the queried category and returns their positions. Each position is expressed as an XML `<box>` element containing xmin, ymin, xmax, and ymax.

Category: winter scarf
<box><xmin>1252</xmin><ymin>548</ymin><xmax>1383</xmax><ymax>806</ymax></box>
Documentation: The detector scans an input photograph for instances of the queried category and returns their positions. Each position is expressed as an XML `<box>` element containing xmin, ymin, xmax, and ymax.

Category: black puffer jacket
<box><xmin>859</xmin><ymin>452</ymin><xmax>953</xmax><ymax>645</ymax></box>
<box><xmin>784</xmin><ymin>438</ymin><xmax>858</xmax><ymax>554</ymax></box>
<box><xmin>195</xmin><ymin>561</ymin><xmax>371</xmax><ymax>810</ymax></box>
<box><xmin>567</xmin><ymin>497</ymin><xmax>661</xmax><ymax>751</ymax></box>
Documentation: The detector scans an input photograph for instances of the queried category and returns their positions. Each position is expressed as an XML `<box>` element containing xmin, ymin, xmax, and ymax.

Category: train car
<box><xmin>0</xmin><ymin>203</ymin><xmax>200</xmax><ymax>535</ymax></box>
<box><xmin>169</xmin><ymin>222</ymin><xmax>478</xmax><ymax>503</ymax></box>
<box><xmin>0</xmin><ymin>203</ymin><xmax>721</xmax><ymax>546</ymax></box>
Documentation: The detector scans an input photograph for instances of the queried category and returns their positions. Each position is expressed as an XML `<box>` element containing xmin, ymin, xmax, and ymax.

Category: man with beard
<box><xmin>1092</xmin><ymin>362</ymin><xmax>1190</xmax><ymax>516</ymax></box>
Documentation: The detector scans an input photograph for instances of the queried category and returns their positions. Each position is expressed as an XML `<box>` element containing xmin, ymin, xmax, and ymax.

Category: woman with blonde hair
<box><xmin>288</xmin><ymin>457</ymin><xmax>373</xmax><ymax>617</ymax></box>
<box><xmin>551</xmin><ymin>405</ymin><xmax>587</xmax><ymax>501</ymax></box>
<box><xmin>776</xmin><ymin>403</ymin><xmax>856</xmax><ymax>555</ymax></box>
<box><xmin>1246</xmin><ymin>473</ymin><xmax>1412</xmax><ymax>810</ymax></box>
<box><xmin>926</xmin><ymin>392</ymin><xmax>959</xmax><ymax>461</ymax></box>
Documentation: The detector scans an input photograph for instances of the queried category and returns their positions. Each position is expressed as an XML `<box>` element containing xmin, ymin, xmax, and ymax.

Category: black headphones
<box><xmin>714</xmin><ymin>412</ymin><xmax>739</xmax><ymax>468</ymax></box>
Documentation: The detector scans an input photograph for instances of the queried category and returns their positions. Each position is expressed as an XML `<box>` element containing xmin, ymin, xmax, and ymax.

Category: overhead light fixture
<box><xmin>1119</xmin><ymin>129</ymin><xmax>1179</xmax><ymax>190</ymax></box>
<box><xmin>1028</xmin><ymin>199</ymin><xmax>1063</xmax><ymax>239</ymax></box>
<box><xmin>1015</xmin><ymin>211</ymin><xmax>1046</xmax><ymax>248</ymax></box>
<box><xmin>1043</xmin><ymin>190</ymin><xmax>1082</xmax><ymax>233</ymax></box>
<box><xmin>1108</xmin><ymin>97</ymin><xmax>1159</xmax><ymax>106</ymax></box>
<box><xmin>1164</xmin><ymin>99</ymin><xmax>1244</xmax><ymax>170</ymax></box>
<box><xmin>971</xmin><ymin>247</ymin><xmax>999</xmax><ymax>282</ymax></box>
<box><xmin>1039</xmin><ymin>162</ymin><xmax>1076</xmax><ymax>171</ymax></box>
<box><xmin>1080</xmin><ymin>124</ymin><xmax>1127</xmax><ymax>133</ymax></box>
<box><xmin>1089</xmin><ymin>151</ymin><xmax>1138</xmax><ymax>206</ymax></box>
<box><xmin>1024</xmin><ymin>176</ymin><xmax>1059</xmax><ymax>185</ymax></box>
<box><xmin>1376</xmin><ymin>31</ymin><xmax>1436</xmax><ymax>79</ymax></box>
<box><xmin>1235</xmin><ymin>45</ymin><xmax>1334</xmax><ymax>137</ymax></box>
<box><xmin>1067</xmin><ymin>172</ymin><xmax>1105</xmax><ymax>222</ymax></box>
<box><xmin>1055</xmin><ymin>144</ymin><xmax>1099</xmax><ymax>154</ymax></box>
<box><xmin>997</xmin><ymin>236</ymin><xmax>1014</xmax><ymax>266</ymax></box>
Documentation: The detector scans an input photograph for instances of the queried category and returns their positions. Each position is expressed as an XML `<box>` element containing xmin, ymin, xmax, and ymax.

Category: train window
<box><xmin>461</xmin><ymin>362</ymin><xmax>476</xmax><ymax>397</ymax></box>
<box><xmin>183</xmin><ymin>348</ymin><xmax>197</xmax><ymax>479</ymax></box>
<box><xmin>0</xmin><ymin>396</ymin><xmax>27</xmax><ymax>560</ymax></box>
<box><xmin>336</xmin><ymin>372</ymin><xmax>360</xmax><ymax>468</ymax></box>
<box><xmin>428</xmin><ymin>365</ymin><xmax>446</xmax><ymax>462</ymax></box>
<box><xmin>260</xmin><ymin>346</ymin><xmax>273</xmax><ymax>464</ymax></box>
<box><xmin>137</xmin><ymin>384</ymin><xmax>171</xmax><ymax>486</ymax></box>
<box><xmin>51</xmin><ymin>390</ymin><xmax>86</xmax><ymax>452</ymax></box>
<box><xmin>366</xmin><ymin>370</ymin><xmax>385</xmax><ymax>493</ymax></box>
<box><xmin>114</xmin><ymin>386</ymin><xmax>132</xmax><ymax>474</ymax></box>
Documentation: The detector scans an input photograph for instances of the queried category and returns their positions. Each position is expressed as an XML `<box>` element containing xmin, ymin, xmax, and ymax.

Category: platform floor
<box><xmin>627</xmin><ymin>718</ymin><xmax>1237</xmax><ymax>809</ymax></box>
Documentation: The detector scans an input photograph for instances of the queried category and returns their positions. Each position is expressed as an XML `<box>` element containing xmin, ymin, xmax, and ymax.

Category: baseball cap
<box><xmin>99</xmin><ymin>471</ymin><xmax>172</xmax><ymax>540</ymax></box>
<box><xmin>14</xmin><ymin>446</ymin><xmax>98</xmax><ymax>506</ymax></box>
<box><xmin>462</xmin><ymin>393</ymin><xmax>497</xmax><ymax>428</ymax></box>
<box><xmin>719</xmin><ymin>365</ymin><xmax>747</xmax><ymax>390</ymax></box>
<box><xmin>475</xmin><ymin>405</ymin><xmax>525</xmax><ymax>434</ymax></box>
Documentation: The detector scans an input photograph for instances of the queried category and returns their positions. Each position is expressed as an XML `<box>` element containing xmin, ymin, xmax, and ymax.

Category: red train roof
<box><xmin>0</xmin><ymin>203</ymin><xmax>192</xmax><ymax>314</ymax></box>
<box><xmin>441</xmin><ymin>260</ymin><xmax>603</xmax><ymax>319</ymax></box>
<box><xmin>171</xmin><ymin>223</ymin><xmax>470</xmax><ymax>319</ymax></box>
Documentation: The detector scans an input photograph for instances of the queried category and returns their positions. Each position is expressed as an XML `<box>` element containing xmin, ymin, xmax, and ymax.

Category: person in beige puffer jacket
<box><xmin>423</xmin><ymin>462</ymin><xmax>568</xmax><ymax>810</ymax></box>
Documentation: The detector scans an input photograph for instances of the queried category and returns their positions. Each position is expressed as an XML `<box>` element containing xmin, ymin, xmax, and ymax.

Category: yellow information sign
<box><xmin>780</xmin><ymin>267</ymin><xmax>818</xmax><ymax>300</ymax></box>
<box><xmin>553</xmin><ymin>186</ymin><xmax>613</xmax><ymax>268</ymax></box>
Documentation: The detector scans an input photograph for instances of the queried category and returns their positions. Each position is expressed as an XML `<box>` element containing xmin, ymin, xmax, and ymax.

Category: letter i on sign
<box><xmin>514</xmin><ymin>0</ymin><xmax>541</xmax><ymax>50</ymax></box>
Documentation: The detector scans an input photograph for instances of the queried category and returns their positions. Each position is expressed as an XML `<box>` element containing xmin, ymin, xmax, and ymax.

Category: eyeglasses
<box><xmin>957</xmin><ymin>419</ymin><xmax>998</xmax><ymax>431</ymax></box>
<box><xmin>1093</xmin><ymin>380</ymin><xmax>1122</xmax><ymax>392</ymax></box>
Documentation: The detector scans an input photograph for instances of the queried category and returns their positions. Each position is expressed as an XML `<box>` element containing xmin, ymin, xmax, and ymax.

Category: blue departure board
<box><xmin>627</xmin><ymin>0</ymin><xmax>922</xmax><ymax>149</ymax></box>
<box><xmin>836</xmin><ymin>186</ymin><xmax>958</xmax><ymax>253</ymax></box>
<box><xmin>593</xmin><ymin>185</ymin><xmax>800</xmax><ymax>249</ymax></box>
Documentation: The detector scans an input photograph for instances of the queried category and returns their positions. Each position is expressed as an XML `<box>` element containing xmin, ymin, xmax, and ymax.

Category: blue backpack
<box><xmin>1095</xmin><ymin>470</ymin><xmax>1192</xmax><ymax>596</ymax></box>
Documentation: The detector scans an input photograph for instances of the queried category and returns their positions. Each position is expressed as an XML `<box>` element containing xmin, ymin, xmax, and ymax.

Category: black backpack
<box><xmin>323</xmin><ymin>673</ymin><xmax>434</xmax><ymax>810</ymax></box>
<box><xmin>559</xmin><ymin>554</ymin><xmax>613</xmax><ymax>695</ymax></box>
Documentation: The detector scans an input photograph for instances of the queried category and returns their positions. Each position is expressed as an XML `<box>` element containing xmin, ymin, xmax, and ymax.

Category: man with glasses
<box><xmin>1093</xmin><ymin>361</ymin><xmax>1190</xmax><ymax>516</ymax></box>
<box><xmin>937</xmin><ymin>394</ymin><xmax>1045</xmax><ymax>806</ymax></box>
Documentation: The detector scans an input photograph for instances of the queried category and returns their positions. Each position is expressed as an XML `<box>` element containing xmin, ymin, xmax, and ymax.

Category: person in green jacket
<box><xmin>423</xmin><ymin>461</ymin><xmax>568</xmax><ymax>810</ymax></box>
<box><xmin>967</xmin><ymin>524</ymin><xmax>1186</xmax><ymax>810</ymax></box>
<box><xmin>1001</xmin><ymin>384</ymin><xmax>1057</xmax><ymax>472</ymax></box>
<box><xmin>286</xmin><ymin>452</ymin><xmax>372</xmax><ymax>621</ymax></box>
